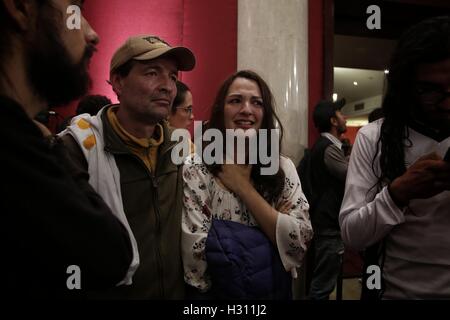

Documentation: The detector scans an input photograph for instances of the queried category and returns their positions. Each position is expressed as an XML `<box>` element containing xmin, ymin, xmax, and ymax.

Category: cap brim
<box><xmin>133</xmin><ymin>47</ymin><xmax>196</xmax><ymax>71</ymax></box>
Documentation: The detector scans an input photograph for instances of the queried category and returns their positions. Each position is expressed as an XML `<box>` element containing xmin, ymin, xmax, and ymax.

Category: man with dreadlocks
<box><xmin>340</xmin><ymin>16</ymin><xmax>450</xmax><ymax>299</ymax></box>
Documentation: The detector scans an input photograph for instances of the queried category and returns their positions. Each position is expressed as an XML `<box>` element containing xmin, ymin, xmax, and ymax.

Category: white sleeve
<box><xmin>181</xmin><ymin>162</ymin><xmax>212</xmax><ymax>292</ymax></box>
<box><xmin>275</xmin><ymin>157</ymin><xmax>314</xmax><ymax>277</ymax></box>
<box><xmin>339</xmin><ymin>129</ymin><xmax>406</xmax><ymax>251</ymax></box>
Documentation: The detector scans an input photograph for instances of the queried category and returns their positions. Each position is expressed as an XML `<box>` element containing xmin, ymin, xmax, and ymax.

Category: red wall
<box><xmin>182</xmin><ymin>0</ymin><xmax>238</xmax><ymax>127</ymax></box>
<box><xmin>343</xmin><ymin>126</ymin><xmax>361</xmax><ymax>145</ymax></box>
<box><xmin>308</xmin><ymin>0</ymin><xmax>324</xmax><ymax>147</ymax></box>
<box><xmin>57</xmin><ymin>0</ymin><xmax>237</xmax><ymax>131</ymax></box>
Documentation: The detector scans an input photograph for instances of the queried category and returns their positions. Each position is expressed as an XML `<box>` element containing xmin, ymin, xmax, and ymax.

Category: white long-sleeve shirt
<box><xmin>339</xmin><ymin>119</ymin><xmax>450</xmax><ymax>299</ymax></box>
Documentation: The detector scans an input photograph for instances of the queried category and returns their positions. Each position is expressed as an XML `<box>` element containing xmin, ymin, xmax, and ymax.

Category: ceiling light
<box><xmin>332</xmin><ymin>93</ymin><xmax>338</xmax><ymax>102</ymax></box>
<box><xmin>353</xmin><ymin>81</ymin><xmax>358</xmax><ymax>86</ymax></box>
<box><xmin>384</xmin><ymin>69</ymin><xmax>389</xmax><ymax>74</ymax></box>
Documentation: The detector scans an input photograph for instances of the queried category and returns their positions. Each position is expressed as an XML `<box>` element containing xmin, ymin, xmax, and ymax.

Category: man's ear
<box><xmin>2</xmin><ymin>0</ymin><xmax>36</xmax><ymax>32</ymax></box>
<box><xmin>110</xmin><ymin>73</ymin><xmax>123</xmax><ymax>98</ymax></box>
<box><xmin>330</xmin><ymin>116</ymin><xmax>338</xmax><ymax>127</ymax></box>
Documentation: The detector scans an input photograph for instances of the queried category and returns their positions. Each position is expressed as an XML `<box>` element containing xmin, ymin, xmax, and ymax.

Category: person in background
<box><xmin>168</xmin><ymin>81</ymin><xmax>194</xmax><ymax>129</ymax></box>
<box><xmin>307</xmin><ymin>99</ymin><xmax>349</xmax><ymax>300</ymax></box>
<box><xmin>76</xmin><ymin>94</ymin><xmax>112</xmax><ymax>115</ymax></box>
<box><xmin>340</xmin><ymin>16</ymin><xmax>450</xmax><ymax>299</ymax></box>
<box><xmin>1</xmin><ymin>0</ymin><xmax>132</xmax><ymax>298</ymax></box>
<box><xmin>58</xmin><ymin>94</ymin><xmax>112</xmax><ymax>133</ymax></box>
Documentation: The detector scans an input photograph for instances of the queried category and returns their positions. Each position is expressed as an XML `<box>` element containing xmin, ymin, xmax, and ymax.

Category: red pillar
<box><xmin>308</xmin><ymin>0</ymin><xmax>325</xmax><ymax>147</ymax></box>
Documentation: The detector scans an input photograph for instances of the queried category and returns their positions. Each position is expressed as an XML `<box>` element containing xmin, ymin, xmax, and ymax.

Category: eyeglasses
<box><xmin>415</xmin><ymin>81</ymin><xmax>450</xmax><ymax>106</ymax></box>
<box><xmin>176</xmin><ymin>106</ymin><xmax>193</xmax><ymax>115</ymax></box>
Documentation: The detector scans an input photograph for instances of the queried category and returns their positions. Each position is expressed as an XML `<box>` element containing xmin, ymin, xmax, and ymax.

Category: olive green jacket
<box><xmin>62</xmin><ymin>107</ymin><xmax>185</xmax><ymax>299</ymax></box>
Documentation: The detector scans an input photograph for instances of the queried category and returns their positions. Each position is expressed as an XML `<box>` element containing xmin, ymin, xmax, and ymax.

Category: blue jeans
<box><xmin>308</xmin><ymin>235</ymin><xmax>344</xmax><ymax>300</ymax></box>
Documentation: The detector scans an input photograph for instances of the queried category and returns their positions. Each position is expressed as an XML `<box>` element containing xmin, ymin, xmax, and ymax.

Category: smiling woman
<box><xmin>223</xmin><ymin>77</ymin><xmax>264</xmax><ymax>131</ymax></box>
<box><xmin>181</xmin><ymin>70</ymin><xmax>313</xmax><ymax>299</ymax></box>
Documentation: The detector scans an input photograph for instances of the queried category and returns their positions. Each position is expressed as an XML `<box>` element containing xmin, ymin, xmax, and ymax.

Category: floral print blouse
<box><xmin>181</xmin><ymin>155</ymin><xmax>313</xmax><ymax>292</ymax></box>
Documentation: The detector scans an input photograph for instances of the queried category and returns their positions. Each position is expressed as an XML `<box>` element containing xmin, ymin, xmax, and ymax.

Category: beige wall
<box><xmin>237</xmin><ymin>0</ymin><xmax>309</xmax><ymax>166</ymax></box>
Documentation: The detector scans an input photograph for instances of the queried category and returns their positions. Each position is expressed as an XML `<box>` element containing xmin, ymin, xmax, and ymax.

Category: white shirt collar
<box><xmin>321</xmin><ymin>132</ymin><xmax>343</xmax><ymax>149</ymax></box>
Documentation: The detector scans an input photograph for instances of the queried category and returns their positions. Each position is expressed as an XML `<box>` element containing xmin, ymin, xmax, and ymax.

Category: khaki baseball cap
<box><xmin>110</xmin><ymin>35</ymin><xmax>196</xmax><ymax>74</ymax></box>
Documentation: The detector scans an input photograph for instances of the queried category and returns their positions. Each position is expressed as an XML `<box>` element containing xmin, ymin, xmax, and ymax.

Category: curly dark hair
<box><xmin>76</xmin><ymin>94</ymin><xmax>112</xmax><ymax>115</ymax></box>
<box><xmin>374</xmin><ymin>16</ymin><xmax>450</xmax><ymax>189</ymax></box>
<box><xmin>205</xmin><ymin>70</ymin><xmax>285</xmax><ymax>204</ymax></box>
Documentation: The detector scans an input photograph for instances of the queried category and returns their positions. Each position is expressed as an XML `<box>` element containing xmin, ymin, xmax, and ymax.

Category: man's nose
<box><xmin>159</xmin><ymin>75</ymin><xmax>175</xmax><ymax>94</ymax></box>
<box><xmin>83</xmin><ymin>17</ymin><xmax>99</xmax><ymax>46</ymax></box>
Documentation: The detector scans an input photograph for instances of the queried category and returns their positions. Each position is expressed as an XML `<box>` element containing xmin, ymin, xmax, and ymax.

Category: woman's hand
<box><xmin>218</xmin><ymin>164</ymin><xmax>277</xmax><ymax>244</ymax></box>
<box><xmin>276</xmin><ymin>201</ymin><xmax>292</xmax><ymax>214</ymax></box>
<box><xmin>217</xmin><ymin>164</ymin><xmax>252</xmax><ymax>196</ymax></box>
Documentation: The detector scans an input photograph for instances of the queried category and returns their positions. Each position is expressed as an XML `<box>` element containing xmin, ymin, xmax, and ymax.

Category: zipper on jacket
<box><xmin>152</xmin><ymin>142</ymin><xmax>178</xmax><ymax>298</ymax></box>
<box><xmin>126</xmin><ymin>153</ymin><xmax>165</xmax><ymax>298</ymax></box>
<box><xmin>127</xmin><ymin>143</ymin><xmax>177</xmax><ymax>298</ymax></box>
<box><xmin>150</xmin><ymin>175</ymin><xmax>165</xmax><ymax>298</ymax></box>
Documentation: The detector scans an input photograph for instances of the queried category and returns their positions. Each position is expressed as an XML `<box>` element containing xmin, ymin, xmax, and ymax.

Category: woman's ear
<box><xmin>2</xmin><ymin>0</ymin><xmax>37</xmax><ymax>32</ymax></box>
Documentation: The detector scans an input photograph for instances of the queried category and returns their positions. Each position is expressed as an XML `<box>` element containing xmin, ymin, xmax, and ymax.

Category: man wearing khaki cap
<box><xmin>61</xmin><ymin>35</ymin><xmax>196</xmax><ymax>299</ymax></box>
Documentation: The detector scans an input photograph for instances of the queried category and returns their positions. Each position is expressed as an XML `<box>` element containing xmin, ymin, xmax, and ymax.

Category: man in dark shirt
<box><xmin>307</xmin><ymin>99</ymin><xmax>349</xmax><ymax>300</ymax></box>
<box><xmin>0</xmin><ymin>0</ymin><xmax>132</xmax><ymax>297</ymax></box>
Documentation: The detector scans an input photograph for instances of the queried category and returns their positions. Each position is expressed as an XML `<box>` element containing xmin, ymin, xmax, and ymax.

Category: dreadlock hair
<box><xmin>374</xmin><ymin>16</ymin><xmax>450</xmax><ymax>190</ymax></box>
<box><xmin>205</xmin><ymin>70</ymin><xmax>285</xmax><ymax>204</ymax></box>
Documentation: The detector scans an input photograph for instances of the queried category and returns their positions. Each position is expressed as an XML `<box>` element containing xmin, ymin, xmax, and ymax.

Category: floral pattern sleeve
<box><xmin>181</xmin><ymin>155</ymin><xmax>313</xmax><ymax>290</ymax></box>
<box><xmin>275</xmin><ymin>157</ymin><xmax>313</xmax><ymax>277</ymax></box>
<box><xmin>181</xmin><ymin>158</ymin><xmax>212</xmax><ymax>291</ymax></box>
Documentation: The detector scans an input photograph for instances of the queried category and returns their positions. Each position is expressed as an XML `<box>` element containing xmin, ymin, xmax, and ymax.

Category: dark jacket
<box><xmin>205</xmin><ymin>219</ymin><xmax>292</xmax><ymax>300</ymax></box>
<box><xmin>1</xmin><ymin>96</ymin><xmax>133</xmax><ymax>298</ymax></box>
<box><xmin>309</xmin><ymin>136</ymin><xmax>345</xmax><ymax>236</ymax></box>
<box><xmin>62</xmin><ymin>106</ymin><xmax>185</xmax><ymax>299</ymax></box>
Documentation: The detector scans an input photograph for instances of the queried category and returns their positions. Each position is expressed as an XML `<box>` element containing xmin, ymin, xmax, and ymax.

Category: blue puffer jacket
<box><xmin>205</xmin><ymin>219</ymin><xmax>292</xmax><ymax>300</ymax></box>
